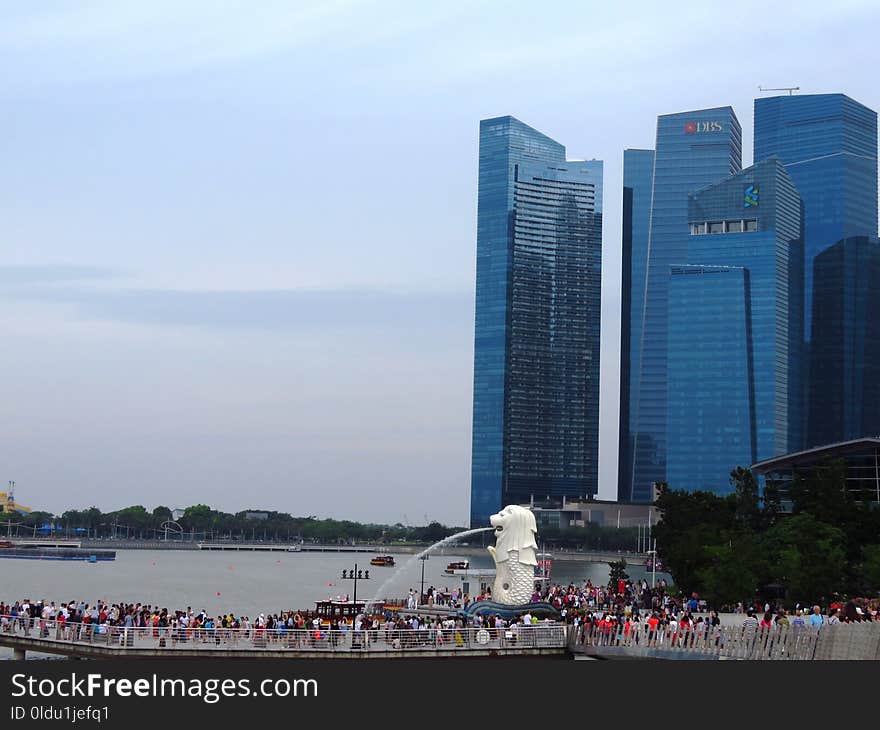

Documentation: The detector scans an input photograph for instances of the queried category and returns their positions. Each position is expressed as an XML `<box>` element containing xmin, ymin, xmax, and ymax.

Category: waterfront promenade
<box><xmin>0</xmin><ymin>618</ymin><xmax>567</xmax><ymax>660</ymax></box>
<box><xmin>568</xmin><ymin>617</ymin><xmax>880</xmax><ymax>660</ymax></box>
<box><xmin>4</xmin><ymin>612</ymin><xmax>879</xmax><ymax>660</ymax></box>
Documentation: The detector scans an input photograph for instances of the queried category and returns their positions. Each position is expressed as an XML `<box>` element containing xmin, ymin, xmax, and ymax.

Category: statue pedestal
<box><xmin>460</xmin><ymin>600</ymin><xmax>559</xmax><ymax>621</ymax></box>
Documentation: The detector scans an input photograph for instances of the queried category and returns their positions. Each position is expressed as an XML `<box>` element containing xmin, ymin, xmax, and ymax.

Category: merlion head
<box><xmin>489</xmin><ymin>505</ymin><xmax>538</xmax><ymax>566</ymax></box>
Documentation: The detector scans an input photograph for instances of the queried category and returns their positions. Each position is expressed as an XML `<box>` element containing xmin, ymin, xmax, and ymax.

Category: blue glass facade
<box><xmin>755</xmin><ymin>96</ymin><xmax>877</xmax><ymax>336</ymax></box>
<box><xmin>665</xmin><ymin>159</ymin><xmax>803</xmax><ymax>493</ymax></box>
<box><xmin>622</xmin><ymin>108</ymin><xmax>741</xmax><ymax>502</ymax></box>
<box><xmin>471</xmin><ymin>117</ymin><xmax>603</xmax><ymax>527</ymax></box>
<box><xmin>809</xmin><ymin>236</ymin><xmax>880</xmax><ymax>446</ymax></box>
<box><xmin>754</xmin><ymin>94</ymin><xmax>878</xmax><ymax>449</ymax></box>
<box><xmin>668</xmin><ymin>265</ymin><xmax>754</xmax><ymax>493</ymax></box>
<box><xmin>618</xmin><ymin>149</ymin><xmax>654</xmax><ymax>501</ymax></box>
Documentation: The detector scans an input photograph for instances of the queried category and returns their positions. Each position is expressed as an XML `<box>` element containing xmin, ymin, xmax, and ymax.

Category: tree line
<box><xmin>654</xmin><ymin>461</ymin><xmax>880</xmax><ymax>608</ymax></box>
<box><xmin>1</xmin><ymin>504</ymin><xmax>466</xmax><ymax>545</ymax></box>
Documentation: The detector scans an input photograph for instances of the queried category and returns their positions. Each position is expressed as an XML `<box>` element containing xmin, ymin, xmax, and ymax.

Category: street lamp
<box><xmin>419</xmin><ymin>554</ymin><xmax>429</xmax><ymax>606</ymax></box>
<box><xmin>646</xmin><ymin>540</ymin><xmax>657</xmax><ymax>589</ymax></box>
<box><xmin>340</xmin><ymin>564</ymin><xmax>371</xmax><ymax>608</ymax></box>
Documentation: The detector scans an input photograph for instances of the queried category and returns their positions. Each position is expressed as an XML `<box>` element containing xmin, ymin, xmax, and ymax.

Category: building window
<box><xmin>725</xmin><ymin>220</ymin><xmax>743</xmax><ymax>233</ymax></box>
<box><xmin>690</xmin><ymin>223</ymin><xmax>706</xmax><ymax>235</ymax></box>
<box><xmin>744</xmin><ymin>219</ymin><xmax>758</xmax><ymax>232</ymax></box>
<box><xmin>708</xmin><ymin>221</ymin><xmax>724</xmax><ymax>234</ymax></box>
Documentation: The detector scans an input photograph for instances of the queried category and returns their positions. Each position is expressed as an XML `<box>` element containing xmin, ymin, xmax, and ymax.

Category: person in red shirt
<box><xmin>647</xmin><ymin>613</ymin><xmax>660</xmax><ymax>645</ymax></box>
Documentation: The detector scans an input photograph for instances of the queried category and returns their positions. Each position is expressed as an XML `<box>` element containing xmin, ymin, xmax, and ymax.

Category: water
<box><xmin>0</xmin><ymin>548</ymin><xmax>670</xmax><ymax>658</ymax></box>
<box><xmin>366</xmin><ymin>527</ymin><xmax>494</xmax><ymax>607</ymax></box>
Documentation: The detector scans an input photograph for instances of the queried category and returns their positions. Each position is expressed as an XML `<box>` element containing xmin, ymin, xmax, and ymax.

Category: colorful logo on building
<box><xmin>744</xmin><ymin>184</ymin><xmax>759</xmax><ymax>208</ymax></box>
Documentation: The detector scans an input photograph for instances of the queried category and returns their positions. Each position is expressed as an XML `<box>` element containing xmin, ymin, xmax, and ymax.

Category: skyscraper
<box><xmin>754</xmin><ymin>93</ymin><xmax>878</xmax><ymax>448</ymax></box>
<box><xmin>809</xmin><ymin>236</ymin><xmax>880</xmax><ymax>446</ymax></box>
<box><xmin>666</xmin><ymin>159</ymin><xmax>804</xmax><ymax>493</ymax></box>
<box><xmin>618</xmin><ymin>148</ymin><xmax>654</xmax><ymax>504</ymax></box>
<box><xmin>620</xmin><ymin>108</ymin><xmax>741</xmax><ymax>502</ymax></box>
<box><xmin>470</xmin><ymin>116</ymin><xmax>603</xmax><ymax>527</ymax></box>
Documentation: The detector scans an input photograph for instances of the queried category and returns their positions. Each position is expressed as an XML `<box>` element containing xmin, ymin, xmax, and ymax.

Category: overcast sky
<box><xmin>2</xmin><ymin>0</ymin><xmax>878</xmax><ymax>525</ymax></box>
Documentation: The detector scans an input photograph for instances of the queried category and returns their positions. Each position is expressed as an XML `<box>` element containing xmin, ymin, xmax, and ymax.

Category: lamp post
<box><xmin>419</xmin><ymin>554</ymin><xmax>429</xmax><ymax>606</ymax></box>
<box><xmin>340</xmin><ymin>564</ymin><xmax>371</xmax><ymax>608</ymax></box>
<box><xmin>647</xmin><ymin>540</ymin><xmax>657</xmax><ymax>589</ymax></box>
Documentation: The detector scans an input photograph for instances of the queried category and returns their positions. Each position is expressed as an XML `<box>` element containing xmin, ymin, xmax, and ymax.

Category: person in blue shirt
<box><xmin>808</xmin><ymin>605</ymin><xmax>824</xmax><ymax>627</ymax></box>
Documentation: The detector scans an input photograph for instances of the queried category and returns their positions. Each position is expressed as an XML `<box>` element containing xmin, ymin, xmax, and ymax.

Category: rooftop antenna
<box><xmin>758</xmin><ymin>85</ymin><xmax>800</xmax><ymax>96</ymax></box>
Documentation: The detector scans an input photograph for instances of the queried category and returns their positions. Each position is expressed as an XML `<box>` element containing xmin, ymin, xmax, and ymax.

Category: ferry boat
<box><xmin>444</xmin><ymin>560</ymin><xmax>469</xmax><ymax>574</ymax></box>
<box><xmin>369</xmin><ymin>555</ymin><xmax>395</xmax><ymax>567</ymax></box>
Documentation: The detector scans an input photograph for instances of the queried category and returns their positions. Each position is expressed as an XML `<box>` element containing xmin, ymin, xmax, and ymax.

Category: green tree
<box><xmin>862</xmin><ymin>545</ymin><xmax>880</xmax><ymax>596</ymax></box>
<box><xmin>607</xmin><ymin>559</ymin><xmax>629</xmax><ymax>587</ymax></box>
<box><xmin>152</xmin><ymin>506</ymin><xmax>172</xmax><ymax>522</ymax></box>
<box><xmin>653</xmin><ymin>486</ymin><xmax>735</xmax><ymax>594</ymax></box>
<box><xmin>763</xmin><ymin>514</ymin><xmax>846</xmax><ymax>605</ymax></box>
<box><xmin>696</xmin><ymin>533</ymin><xmax>763</xmax><ymax>607</ymax></box>
<box><xmin>730</xmin><ymin>466</ymin><xmax>761</xmax><ymax>530</ymax></box>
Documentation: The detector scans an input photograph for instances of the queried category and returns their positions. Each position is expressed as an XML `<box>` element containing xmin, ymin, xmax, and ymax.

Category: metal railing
<box><xmin>0</xmin><ymin>615</ymin><xmax>567</xmax><ymax>653</ymax></box>
<box><xmin>567</xmin><ymin>620</ymin><xmax>880</xmax><ymax>660</ymax></box>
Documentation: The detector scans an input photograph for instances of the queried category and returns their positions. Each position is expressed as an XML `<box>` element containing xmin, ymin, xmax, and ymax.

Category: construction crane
<box><xmin>1</xmin><ymin>480</ymin><xmax>31</xmax><ymax>515</ymax></box>
<box><xmin>758</xmin><ymin>85</ymin><xmax>800</xmax><ymax>96</ymax></box>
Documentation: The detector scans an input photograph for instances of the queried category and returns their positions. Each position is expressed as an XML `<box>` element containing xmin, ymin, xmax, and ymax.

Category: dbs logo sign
<box><xmin>685</xmin><ymin>121</ymin><xmax>723</xmax><ymax>133</ymax></box>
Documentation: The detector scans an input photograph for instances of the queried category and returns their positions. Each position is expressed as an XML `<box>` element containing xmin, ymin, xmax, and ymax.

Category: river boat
<box><xmin>369</xmin><ymin>555</ymin><xmax>395</xmax><ymax>567</ymax></box>
<box><xmin>445</xmin><ymin>560</ymin><xmax>469</xmax><ymax>573</ymax></box>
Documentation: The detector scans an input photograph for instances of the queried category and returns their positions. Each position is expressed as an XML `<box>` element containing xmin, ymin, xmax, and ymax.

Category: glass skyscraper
<box><xmin>470</xmin><ymin>116</ymin><xmax>603</xmax><ymax>527</ymax></box>
<box><xmin>809</xmin><ymin>236</ymin><xmax>880</xmax><ymax>446</ymax></box>
<box><xmin>619</xmin><ymin>108</ymin><xmax>741</xmax><ymax>502</ymax></box>
<box><xmin>666</xmin><ymin>159</ymin><xmax>804</xmax><ymax>493</ymax></box>
<box><xmin>754</xmin><ymin>93</ymin><xmax>878</xmax><ymax>449</ymax></box>
<box><xmin>618</xmin><ymin>149</ymin><xmax>654</xmax><ymax>504</ymax></box>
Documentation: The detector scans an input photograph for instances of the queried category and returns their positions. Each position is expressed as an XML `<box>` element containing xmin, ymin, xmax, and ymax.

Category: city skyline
<box><xmin>2</xmin><ymin>2</ymin><xmax>879</xmax><ymax>525</ymax></box>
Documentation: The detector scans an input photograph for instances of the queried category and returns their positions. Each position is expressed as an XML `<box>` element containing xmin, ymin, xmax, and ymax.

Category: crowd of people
<box><xmin>2</xmin><ymin>576</ymin><xmax>877</xmax><ymax>651</ymax></box>
<box><xmin>0</xmin><ymin>596</ymin><xmax>559</xmax><ymax>650</ymax></box>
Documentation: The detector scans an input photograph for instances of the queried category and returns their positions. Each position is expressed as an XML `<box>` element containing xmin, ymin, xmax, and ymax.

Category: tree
<box><xmin>181</xmin><ymin>505</ymin><xmax>214</xmax><ymax>532</ymax></box>
<box><xmin>730</xmin><ymin>467</ymin><xmax>761</xmax><ymax>530</ymax></box>
<box><xmin>607</xmin><ymin>559</ymin><xmax>629</xmax><ymax>587</ymax></box>
<box><xmin>152</xmin><ymin>506</ymin><xmax>172</xmax><ymax>522</ymax></box>
<box><xmin>862</xmin><ymin>545</ymin><xmax>880</xmax><ymax>597</ymax></box>
<box><xmin>696</xmin><ymin>533</ymin><xmax>763</xmax><ymax>607</ymax></box>
<box><xmin>653</xmin><ymin>487</ymin><xmax>735</xmax><ymax>594</ymax></box>
<box><xmin>763</xmin><ymin>514</ymin><xmax>846</xmax><ymax>605</ymax></box>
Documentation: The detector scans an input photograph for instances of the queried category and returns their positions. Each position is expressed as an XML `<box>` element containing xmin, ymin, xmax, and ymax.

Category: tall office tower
<box><xmin>618</xmin><ymin>148</ymin><xmax>655</xmax><ymax>502</ymax></box>
<box><xmin>808</xmin><ymin>236</ymin><xmax>880</xmax><ymax>446</ymax></box>
<box><xmin>666</xmin><ymin>159</ymin><xmax>804</xmax><ymax>493</ymax></box>
<box><xmin>754</xmin><ymin>94</ymin><xmax>878</xmax><ymax>447</ymax></box>
<box><xmin>470</xmin><ymin>116</ymin><xmax>603</xmax><ymax>527</ymax></box>
<box><xmin>620</xmin><ymin>108</ymin><xmax>741</xmax><ymax>502</ymax></box>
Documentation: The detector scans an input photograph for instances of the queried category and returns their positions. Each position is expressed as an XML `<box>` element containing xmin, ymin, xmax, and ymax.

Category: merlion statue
<box><xmin>487</xmin><ymin>505</ymin><xmax>538</xmax><ymax>605</ymax></box>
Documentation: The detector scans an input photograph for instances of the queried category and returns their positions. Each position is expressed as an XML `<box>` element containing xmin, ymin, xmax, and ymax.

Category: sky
<box><xmin>2</xmin><ymin>0</ymin><xmax>878</xmax><ymax>526</ymax></box>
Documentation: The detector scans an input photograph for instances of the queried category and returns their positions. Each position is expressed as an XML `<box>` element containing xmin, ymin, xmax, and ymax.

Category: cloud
<box><xmin>1</xmin><ymin>278</ymin><xmax>473</xmax><ymax>336</ymax></box>
<box><xmin>0</xmin><ymin>264</ymin><xmax>120</xmax><ymax>285</ymax></box>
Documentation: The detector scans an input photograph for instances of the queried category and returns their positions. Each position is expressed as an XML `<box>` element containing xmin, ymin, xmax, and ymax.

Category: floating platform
<box><xmin>0</xmin><ymin>547</ymin><xmax>116</xmax><ymax>561</ymax></box>
<box><xmin>197</xmin><ymin>543</ymin><xmax>302</xmax><ymax>552</ymax></box>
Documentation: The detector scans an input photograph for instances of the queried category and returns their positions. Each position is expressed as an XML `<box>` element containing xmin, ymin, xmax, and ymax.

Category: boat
<box><xmin>444</xmin><ymin>560</ymin><xmax>469</xmax><ymax>574</ymax></box>
<box><xmin>369</xmin><ymin>555</ymin><xmax>395</xmax><ymax>566</ymax></box>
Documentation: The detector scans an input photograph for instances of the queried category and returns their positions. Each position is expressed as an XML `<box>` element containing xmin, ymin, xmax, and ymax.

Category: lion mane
<box><xmin>489</xmin><ymin>505</ymin><xmax>538</xmax><ymax>566</ymax></box>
